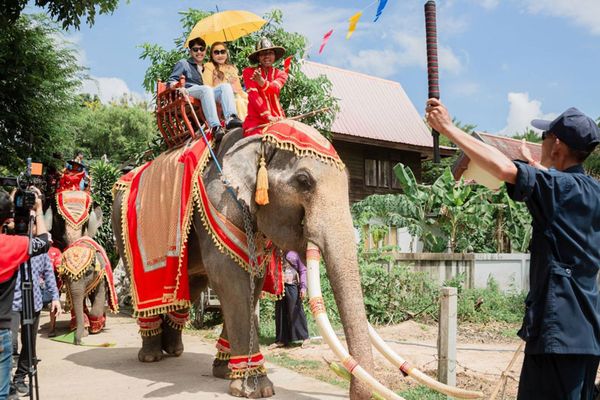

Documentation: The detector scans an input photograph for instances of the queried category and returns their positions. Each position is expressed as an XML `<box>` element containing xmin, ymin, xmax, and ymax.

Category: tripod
<box><xmin>16</xmin><ymin>212</ymin><xmax>40</xmax><ymax>400</ymax></box>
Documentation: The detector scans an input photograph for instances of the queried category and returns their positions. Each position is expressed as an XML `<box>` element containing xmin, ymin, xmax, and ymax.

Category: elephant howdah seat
<box><xmin>156</xmin><ymin>76</ymin><xmax>223</xmax><ymax>148</ymax></box>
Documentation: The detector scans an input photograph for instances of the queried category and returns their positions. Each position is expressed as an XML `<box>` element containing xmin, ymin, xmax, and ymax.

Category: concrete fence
<box><xmin>371</xmin><ymin>251</ymin><xmax>531</xmax><ymax>293</ymax></box>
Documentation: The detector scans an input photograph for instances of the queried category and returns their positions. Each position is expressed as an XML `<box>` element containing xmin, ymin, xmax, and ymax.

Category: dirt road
<box><xmin>33</xmin><ymin>312</ymin><xmax>348</xmax><ymax>399</ymax></box>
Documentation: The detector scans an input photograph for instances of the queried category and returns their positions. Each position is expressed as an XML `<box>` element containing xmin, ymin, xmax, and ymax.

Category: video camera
<box><xmin>0</xmin><ymin>158</ymin><xmax>45</xmax><ymax>235</ymax></box>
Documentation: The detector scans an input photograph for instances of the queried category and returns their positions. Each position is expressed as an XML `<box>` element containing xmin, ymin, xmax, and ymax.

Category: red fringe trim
<box><xmin>229</xmin><ymin>353</ymin><xmax>265</xmax><ymax>370</ymax></box>
<box><xmin>216</xmin><ymin>337</ymin><xmax>231</xmax><ymax>352</ymax></box>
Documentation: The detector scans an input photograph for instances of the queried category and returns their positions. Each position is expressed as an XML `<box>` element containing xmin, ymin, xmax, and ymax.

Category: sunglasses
<box><xmin>191</xmin><ymin>46</ymin><xmax>205</xmax><ymax>53</ymax></box>
<box><xmin>212</xmin><ymin>49</ymin><xmax>227</xmax><ymax>55</ymax></box>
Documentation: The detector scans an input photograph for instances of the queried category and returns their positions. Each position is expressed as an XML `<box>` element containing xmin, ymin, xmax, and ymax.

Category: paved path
<box><xmin>32</xmin><ymin>312</ymin><xmax>348</xmax><ymax>399</ymax></box>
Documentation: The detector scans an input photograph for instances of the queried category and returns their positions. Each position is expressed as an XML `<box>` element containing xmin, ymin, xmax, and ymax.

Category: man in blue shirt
<box><xmin>426</xmin><ymin>99</ymin><xmax>600</xmax><ymax>400</ymax></box>
<box><xmin>167</xmin><ymin>36</ymin><xmax>242</xmax><ymax>143</ymax></box>
<box><xmin>10</xmin><ymin>250</ymin><xmax>61</xmax><ymax>396</ymax></box>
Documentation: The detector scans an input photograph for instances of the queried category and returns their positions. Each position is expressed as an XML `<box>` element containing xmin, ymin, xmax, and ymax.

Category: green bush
<box><xmin>455</xmin><ymin>277</ymin><xmax>525</xmax><ymax>324</ymax></box>
<box><xmin>361</xmin><ymin>263</ymin><xmax>439</xmax><ymax>325</ymax></box>
<box><xmin>89</xmin><ymin>160</ymin><xmax>121</xmax><ymax>266</ymax></box>
<box><xmin>259</xmin><ymin>258</ymin><xmax>525</xmax><ymax>339</ymax></box>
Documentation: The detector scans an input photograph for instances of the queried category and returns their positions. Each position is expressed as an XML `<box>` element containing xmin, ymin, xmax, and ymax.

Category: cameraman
<box><xmin>0</xmin><ymin>188</ymin><xmax>49</xmax><ymax>399</ymax></box>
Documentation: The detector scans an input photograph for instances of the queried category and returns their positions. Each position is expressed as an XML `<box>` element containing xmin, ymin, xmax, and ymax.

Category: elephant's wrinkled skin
<box><xmin>112</xmin><ymin>128</ymin><xmax>374</xmax><ymax>399</ymax></box>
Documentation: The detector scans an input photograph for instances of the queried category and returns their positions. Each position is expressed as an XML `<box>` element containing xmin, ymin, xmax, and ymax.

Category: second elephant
<box><xmin>59</xmin><ymin>236</ymin><xmax>118</xmax><ymax>344</ymax></box>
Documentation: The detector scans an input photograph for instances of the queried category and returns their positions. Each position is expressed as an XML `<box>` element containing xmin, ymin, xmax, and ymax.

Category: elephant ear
<box><xmin>86</xmin><ymin>205</ymin><xmax>103</xmax><ymax>238</ymax></box>
<box><xmin>221</xmin><ymin>135</ymin><xmax>264</xmax><ymax>208</ymax></box>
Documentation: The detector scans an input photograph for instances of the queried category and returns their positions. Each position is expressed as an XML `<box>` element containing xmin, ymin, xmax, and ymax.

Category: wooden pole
<box><xmin>489</xmin><ymin>341</ymin><xmax>524</xmax><ymax>400</ymax></box>
<box><xmin>438</xmin><ymin>286</ymin><xmax>457</xmax><ymax>398</ymax></box>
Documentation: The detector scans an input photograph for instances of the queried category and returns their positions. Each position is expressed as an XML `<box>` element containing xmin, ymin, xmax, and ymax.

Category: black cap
<box><xmin>531</xmin><ymin>107</ymin><xmax>600</xmax><ymax>151</ymax></box>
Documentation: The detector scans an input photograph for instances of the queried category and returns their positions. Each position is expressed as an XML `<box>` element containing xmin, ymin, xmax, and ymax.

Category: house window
<box><xmin>365</xmin><ymin>159</ymin><xmax>390</xmax><ymax>188</ymax></box>
<box><xmin>378</xmin><ymin>160</ymin><xmax>390</xmax><ymax>188</ymax></box>
<box><xmin>365</xmin><ymin>159</ymin><xmax>377</xmax><ymax>187</ymax></box>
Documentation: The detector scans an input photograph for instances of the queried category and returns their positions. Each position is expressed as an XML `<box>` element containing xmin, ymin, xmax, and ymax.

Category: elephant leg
<box><xmin>226</xmin><ymin>277</ymin><xmax>274</xmax><ymax>398</ymax></box>
<box><xmin>113</xmin><ymin>193</ymin><xmax>165</xmax><ymax>362</ymax></box>
<box><xmin>162</xmin><ymin>309</ymin><xmax>188</xmax><ymax>356</ymax></box>
<box><xmin>203</xmin><ymin>250</ymin><xmax>273</xmax><ymax>397</ymax></box>
<box><xmin>137</xmin><ymin>316</ymin><xmax>163</xmax><ymax>362</ymax></box>
<box><xmin>88</xmin><ymin>280</ymin><xmax>106</xmax><ymax>334</ymax></box>
<box><xmin>212</xmin><ymin>322</ymin><xmax>230</xmax><ymax>379</ymax></box>
<box><xmin>69</xmin><ymin>284</ymin><xmax>87</xmax><ymax>345</ymax></box>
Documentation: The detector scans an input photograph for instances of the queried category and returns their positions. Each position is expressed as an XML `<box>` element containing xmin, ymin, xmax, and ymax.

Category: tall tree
<box><xmin>69</xmin><ymin>96</ymin><xmax>159</xmax><ymax>164</ymax></box>
<box><xmin>139</xmin><ymin>8</ymin><xmax>339</xmax><ymax>133</ymax></box>
<box><xmin>1</xmin><ymin>0</ymin><xmax>119</xmax><ymax>29</ymax></box>
<box><xmin>0</xmin><ymin>14</ymin><xmax>84</xmax><ymax>173</ymax></box>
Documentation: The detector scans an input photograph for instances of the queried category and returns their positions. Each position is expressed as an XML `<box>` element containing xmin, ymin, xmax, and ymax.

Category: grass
<box><xmin>265</xmin><ymin>352</ymin><xmax>349</xmax><ymax>390</ymax></box>
<box><xmin>399</xmin><ymin>386</ymin><xmax>447</xmax><ymax>400</ymax></box>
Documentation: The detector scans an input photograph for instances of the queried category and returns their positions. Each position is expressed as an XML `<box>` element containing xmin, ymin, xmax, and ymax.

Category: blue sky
<box><xmin>50</xmin><ymin>0</ymin><xmax>600</xmax><ymax>135</ymax></box>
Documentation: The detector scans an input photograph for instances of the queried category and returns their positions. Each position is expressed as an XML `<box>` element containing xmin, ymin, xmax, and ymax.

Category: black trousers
<box><xmin>10</xmin><ymin>310</ymin><xmax>40</xmax><ymax>382</ymax></box>
<box><xmin>275</xmin><ymin>283</ymin><xmax>308</xmax><ymax>345</ymax></box>
<box><xmin>517</xmin><ymin>353</ymin><xmax>600</xmax><ymax>400</ymax></box>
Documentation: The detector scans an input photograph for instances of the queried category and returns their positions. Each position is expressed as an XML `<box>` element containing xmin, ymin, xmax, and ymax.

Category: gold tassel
<box><xmin>255</xmin><ymin>156</ymin><xmax>269</xmax><ymax>205</ymax></box>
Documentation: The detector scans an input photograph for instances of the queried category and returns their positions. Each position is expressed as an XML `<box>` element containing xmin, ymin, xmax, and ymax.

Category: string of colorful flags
<box><xmin>318</xmin><ymin>0</ymin><xmax>388</xmax><ymax>54</ymax></box>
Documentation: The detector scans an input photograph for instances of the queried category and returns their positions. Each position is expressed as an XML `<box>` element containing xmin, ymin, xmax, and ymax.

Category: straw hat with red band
<box><xmin>248</xmin><ymin>37</ymin><xmax>285</xmax><ymax>64</ymax></box>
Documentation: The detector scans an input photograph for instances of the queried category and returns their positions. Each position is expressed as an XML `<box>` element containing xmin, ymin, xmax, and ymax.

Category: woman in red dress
<box><xmin>242</xmin><ymin>37</ymin><xmax>288</xmax><ymax>136</ymax></box>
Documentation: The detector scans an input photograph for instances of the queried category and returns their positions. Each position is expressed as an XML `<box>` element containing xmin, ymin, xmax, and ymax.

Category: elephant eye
<box><xmin>295</xmin><ymin>171</ymin><xmax>314</xmax><ymax>191</ymax></box>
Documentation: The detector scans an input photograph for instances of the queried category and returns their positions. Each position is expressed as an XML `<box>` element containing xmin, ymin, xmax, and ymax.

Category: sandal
<box><xmin>268</xmin><ymin>342</ymin><xmax>285</xmax><ymax>350</ymax></box>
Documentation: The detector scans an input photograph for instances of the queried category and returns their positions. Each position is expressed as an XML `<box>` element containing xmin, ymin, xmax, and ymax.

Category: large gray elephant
<box><xmin>112</xmin><ymin>126</ymin><xmax>374</xmax><ymax>399</ymax></box>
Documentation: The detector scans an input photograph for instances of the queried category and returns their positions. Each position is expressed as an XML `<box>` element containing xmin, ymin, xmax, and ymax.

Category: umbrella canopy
<box><xmin>185</xmin><ymin>10</ymin><xmax>266</xmax><ymax>47</ymax></box>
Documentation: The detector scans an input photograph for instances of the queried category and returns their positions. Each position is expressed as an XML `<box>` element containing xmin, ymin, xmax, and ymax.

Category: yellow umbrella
<box><xmin>185</xmin><ymin>10</ymin><xmax>266</xmax><ymax>47</ymax></box>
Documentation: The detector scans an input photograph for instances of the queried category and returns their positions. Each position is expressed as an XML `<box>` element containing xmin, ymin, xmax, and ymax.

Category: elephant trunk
<box><xmin>322</xmin><ymin>226</ymin><xmax>373</xmax><ymax>400</ymax></box>
<box><xmin>305</xmin><ymin>198</ymin><xmax>376</xmax><ymax>400</ymax></box>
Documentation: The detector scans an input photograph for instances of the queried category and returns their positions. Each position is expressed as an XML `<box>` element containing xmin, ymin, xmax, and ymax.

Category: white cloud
<box><xmin>522</xmin><ymin>0</ymin><xmax>600</xmax><ymax>35</ymax></box>
<box><xmin>498</xmin><ymin>92</ymin><xmax>557</xmax><ymax>136</ymax></box>
<box><xmin>448</xmin><ymin>81</ymin><xmax>480</xmax><ymax>96</ymax></box>
<box><xmin>341</xmin><ymin>31</ymin><xmax>463</xmax><ymax>79</ymax></box>
<box><xmin>79</xmin><ymin>76</ymin><xmax>148</xmax><ymax>104</ymax></box>
<box><xmin>476</xmin><ymin>0</ymin><xmax>500</xmax><ymax>10</ymax></box>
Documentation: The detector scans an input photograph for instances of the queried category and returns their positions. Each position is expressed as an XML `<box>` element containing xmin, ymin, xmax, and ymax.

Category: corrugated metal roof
<box><xmin>453</xmin><ymin>131</ymin><xmax>542</xmax><ymax>180</ymax></box>
<box><xmin>478</xmin><ymin>132</ymin><xmax>542</xmax><ymax>162</ymax></box>
<box><xmin>301</xmin><ymin>61</ymin><xmax>433</xmax><ymax>148</ymax></box>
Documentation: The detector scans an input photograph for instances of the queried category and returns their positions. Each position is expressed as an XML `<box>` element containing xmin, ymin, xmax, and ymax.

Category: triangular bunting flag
<box><xmin>319</xmin><ymin>29</ymin><xmax>334</xmax><ymax>54</ymax></box>
<box><xmin>346</xmin><ymin>11</ymin><xmax>363</xmax><ymax>39</ymax></box>
<box><xmin>374</xmin><ymin>0</ymin><xmax>388</xmax><ymax>22</ymax></box>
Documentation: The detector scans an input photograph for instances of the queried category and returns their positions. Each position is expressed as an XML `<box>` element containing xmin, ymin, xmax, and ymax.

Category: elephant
<box><xmin>44</xmin><ymin>189</ymin><xmax>112</xmax><ymax>341</ymax></box>
<box><xmin>58</xmin><ymin>237</ymin><xmax>117</xmax><ymax>344</ymax></box>
<box><xmin>44</xmin><ymin>189</ymin><xmax>103</xmax><ymax>251</ymax></box>
<box><xmin>112</xmin><ymin>125</ymin><xmax>375</xmax><ymax>400</ymax></box>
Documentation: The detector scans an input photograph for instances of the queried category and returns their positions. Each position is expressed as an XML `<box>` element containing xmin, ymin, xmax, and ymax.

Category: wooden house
<box><xmin>452</xmin><ymin>132</ymin><xmax>542</xmax><ymax>189</ymax></box>
<box><xmin>302</xmin><ymin>61</ymin><xmax>454</xmax><ymax>203</ymax></box>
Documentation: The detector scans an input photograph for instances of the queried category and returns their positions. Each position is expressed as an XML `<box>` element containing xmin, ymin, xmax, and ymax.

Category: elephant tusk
<box><xmin>306</xmin><ymin>242</ymin><xmax>406</xmax><ymax>400</ymax></box>
<box><xmin>368</xmin><ymin>324</ymin><xmax>483</xmax><ymax>399</ymax></box>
